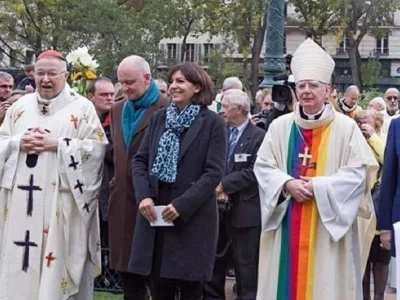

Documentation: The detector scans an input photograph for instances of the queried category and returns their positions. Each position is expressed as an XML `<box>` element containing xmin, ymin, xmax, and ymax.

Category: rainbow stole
<box><xmin>276</xmin><ymin>121</ymin><xmax>332</xmax><ymax>300</ymax></box>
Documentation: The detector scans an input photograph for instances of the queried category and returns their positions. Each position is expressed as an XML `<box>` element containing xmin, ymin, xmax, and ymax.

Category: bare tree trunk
<box><xmin>180</xmin><ymin>35</ymin><xmax>187</xmax><ymax>62</ymax></box>
<box><xmin>348</xmin><ymin>35</ymin><xmax>363</xmax><ymax>91</ymax></box>
<box><xmin>250</xmin><ymin>25</ymin><xmax>266</xmax><ymax>101</ymax></box>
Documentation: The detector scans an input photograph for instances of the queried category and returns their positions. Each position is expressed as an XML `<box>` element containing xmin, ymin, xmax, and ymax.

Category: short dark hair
<box><xmin>87</xmin><ymin>76</ymin><xmax>113</xmax><ymax>95</ymax></box>
<box><xmin>24</xmin><ymin>64</ymin><xmax>35</xmax><ymax>72</ymax></box>
<box><xmin>168</xmin><ymin>62</ymin><xmax>214</xmax><ymax>106</ymax></box>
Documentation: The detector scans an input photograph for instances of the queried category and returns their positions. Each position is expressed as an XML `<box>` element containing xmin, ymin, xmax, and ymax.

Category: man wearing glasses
<box><xmin>0</xmin><ymin>71</ymin><xmax>14</xmax><ymax>124</ymax></box>
<box><xmin>0</xmin><ymin>50</ymin><xmax>107</xmax><ymax>299</ymax></box>
<box><xmin>382</xmin><ymin>88</ymin><xmax>400</xmax><ymax>134</ymax></box>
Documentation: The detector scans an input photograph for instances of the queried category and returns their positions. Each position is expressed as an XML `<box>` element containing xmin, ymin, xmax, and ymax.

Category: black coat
<box><xmin>129</xmin><ymin>106</ymin><xmax>227</xmax><ymax>281</ymax></box>
<box><xmin>222</xmin><ymin>122</ymin><xmax>265</xmax><ymax>228</ymax></box>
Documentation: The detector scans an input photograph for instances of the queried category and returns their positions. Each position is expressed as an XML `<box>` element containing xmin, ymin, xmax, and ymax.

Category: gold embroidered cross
<box><xmin>61</xmin><ymin>278</ymin><xmax>68</xmax><ymax>294</ymax></box>
<box><xmin>82</xmin><ymin>152</ymin><xmax>91</xmax><ymax>161</ymax></box>
<box><xmin>298</xmin><ymin>147</ymin><xmax>312</xmax><ymax>167</ymax></box>
<box><xmin>14</xmin><ymin>110</ymin><xmax>24</xmax><ymax>124</ymax></box>
<box><xmin>96</xmin><ymin>129</ymin><xmax>104</xmax><ymax>142</ymax></box>
<box><xmin>70</xmin><ymin>115</ymin><xmax>79</xmax><ymax>129</ymax></box>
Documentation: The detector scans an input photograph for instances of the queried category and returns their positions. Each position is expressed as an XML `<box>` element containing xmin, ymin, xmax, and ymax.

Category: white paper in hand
<box><xmin>150</xmin><ymin>206</ymin><xmax>174</xmax><ymax>227</ymax></box>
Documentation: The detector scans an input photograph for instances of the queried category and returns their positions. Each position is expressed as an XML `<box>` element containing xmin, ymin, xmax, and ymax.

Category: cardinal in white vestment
<box><xmin>255</xmin><ymin>39</ymin><xmax>378</xmax><ymax>300</ymax></box>
<box><xmin>0</xmin><ymin>50</ymin><xmax>107</xmax><ymax>299</ymax></box>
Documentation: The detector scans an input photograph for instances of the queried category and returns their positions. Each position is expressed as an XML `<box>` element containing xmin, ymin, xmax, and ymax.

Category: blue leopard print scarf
<box><xmin>151</xmin><ymin>103</ymin><xmax>201</xmax><ymax>183</ymax></box>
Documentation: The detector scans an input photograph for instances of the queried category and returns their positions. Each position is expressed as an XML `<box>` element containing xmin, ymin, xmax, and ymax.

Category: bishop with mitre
<box><xmin>0</xmin><ymin>50</ymin><xmax>107</xmax><ymax>299</ymax></box>
<box><xmin>255</xmin><ymin>39</ymin><xmax>378</xmax><ymax>300</ymax></box>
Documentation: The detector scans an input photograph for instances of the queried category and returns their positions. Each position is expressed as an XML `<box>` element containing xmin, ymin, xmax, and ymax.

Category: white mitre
<box><xmin>290</xmin><ymin>38</ymin><xmax>335</xmax><ymax>84</ymax></box>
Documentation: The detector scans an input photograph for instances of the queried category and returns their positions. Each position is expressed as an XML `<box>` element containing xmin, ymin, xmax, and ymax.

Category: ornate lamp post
<box><xmin>260</xmin><ymin>0</ymin><xmax>286</xmax><ymax>88</ymax></box>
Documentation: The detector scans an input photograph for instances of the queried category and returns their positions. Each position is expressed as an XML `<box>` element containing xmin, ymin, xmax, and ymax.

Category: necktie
<box><xmin>227</xmin><ymin>127</ymin><xmax>239</xmax><ymax>162</ymax></box>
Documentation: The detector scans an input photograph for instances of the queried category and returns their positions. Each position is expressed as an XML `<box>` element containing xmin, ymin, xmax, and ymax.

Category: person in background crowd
<box><xmin>381</xmin><ymin>88</ymin><xmax>400</xmax><ymax>134</ymax></box>
<box><xmin>204</xmin><ymin>89</ymin><xmax>265</xmax><ymax>300</ymax></box>
<box><xmin>255</xmin><ymin>38</ymin><xmax>377</xmax><ymax>300</ymax></box>
<box><xmin>17</xmin><ymin>64</ymin><xmax>36</xmax><ymax>92</ymax></box>
<box><xmin>86</xmin><ymin>77</ymin><xmax>116</xmax><ymax>288</ymax></box>
<box><xmin>384</xmin><ymin>88</ymin><xmax>399</xmax><ymax>117</ymax></box>
<box><xmin>338</xmin><ymin>85</ymin><xmax>362</xmax><ymax>118</ymax></box>
<box><xmin>131</xmin><ymin>62</ymin><xmax>226</xmax><ymax>300</ymax></box>
<box><xmin>6</xmin><ymin>89</ymin><xmax>27</xmax><ymax>105</ymax></box>
<box><xmin>209</xmin><ymin>77</ymin><xmax>244</xmax><ymax>114</ymax></box>
<box><xmin>329</xmin><ymin>87</ymin><xmax>339</xmax><ymax>110</ymax></box>
<box><xmin>368</xmin><ymin>97</ymin><xmax>386</xmax><ymax>114</ymax></box>
<box><xmin>251</xmin><ymin>89</ymin><xmax>274</xmax><ymax>127</ymax></box>
<box><xmin>0</xmin><ymin>71</ymin><xmax>14</xmax><ymax>124</ymax></box>
<box><xmin>108</xmin><ymin>55</ymin><xmax>169</xmax><ymax>300</ymax></box>
<box><xmin>0</xmin><ymin>49</ymin><xmax>107</xmax><ymax>299</ymax></box>
<box><xmin>354</xmin><ymin>109</ymin><xmax>389</xmax><ymax>300</ymax></box>
<box><xmin>155</xmin><ymin>78</ymin><xmax>169</xmax><ymax>97</ymax></box>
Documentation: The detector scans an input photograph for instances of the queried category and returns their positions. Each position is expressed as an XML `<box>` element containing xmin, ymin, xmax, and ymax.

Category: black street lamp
<box><xmin>260</xmin><ymin>0</ymin><xmax>286</xmax><ymax>88</ymax></box>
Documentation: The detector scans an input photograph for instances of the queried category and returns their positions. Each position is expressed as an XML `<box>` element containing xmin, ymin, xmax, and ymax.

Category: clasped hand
<box><xmin>284</xmin><ymin>176</ymin><xmax>314</xmax><ymax>203</ymax></box>
<box><xmin>20</xmin><ymin>127</ymin><xmax>58</xmax><ymax>154</ymax></box>
<box><xmin>138</xmin><ymin>198</ymin><xmax>180</xmax><ymax>223</ymax></box>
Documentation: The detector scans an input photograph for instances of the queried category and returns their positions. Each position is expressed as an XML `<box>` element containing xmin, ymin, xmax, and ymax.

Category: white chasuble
<box><xmin>0</xmin><ymin>85</ymin><xmax>107</xmax><ymax>300</ymax></box>
<box><xmin>255</xmin><ymin>104</ymin><xmax>378</xmax><ymax>300</ymax></box>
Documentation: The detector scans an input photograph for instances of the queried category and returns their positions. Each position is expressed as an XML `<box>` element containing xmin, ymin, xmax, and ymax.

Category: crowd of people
<box><xmin>0</xmin><ymin>37</ymin><xmax>399</xmax><ymax>300</ymax></box>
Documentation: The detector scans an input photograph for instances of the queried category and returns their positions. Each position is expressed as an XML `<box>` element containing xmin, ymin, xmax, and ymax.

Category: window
<box><xmin>376</xmin><ymin>34</ymin><xmax>389</xmax><ymax>55</ymax></box>
<box><xmin>203</xmin><ymin>43</ymin><xmax>214</xmax><ymax>63</ymax></box>
<box><xmin>167</xmin><ymin>44</ymin><xmax>177</xmax><ymax>60</ymax></box>
<box><xmin>338</xmin><ymin>35</ymin><xmax>349</xmax><ymax>54</ymax></box>
<box><xmin>184</xmin><ymin>44</ymin><xmax>195</xmax><ymax>62</ymax></box>
<box><xmin>25</xmin><ymin>50</ymin><xmax>35</xmax><ymax>64</ymax></box>
<box><xmin>9</xmin><ymin>49</ymin><xmax>16</xmax><ymax>67</ymax></box>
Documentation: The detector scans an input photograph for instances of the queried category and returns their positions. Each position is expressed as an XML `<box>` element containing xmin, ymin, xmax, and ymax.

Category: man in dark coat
<box><xmin>108</xmin><ymin>55</ymin><xmax>169</xmax><ymax>300</ymax></box>
<box><xmin>204</xmin><ymin>89</ymin><xmax>265</xmax><ymax>300</ymax></box>
<box><xmin>87</xmin><ymin>77</ymin><xmax>116</xmax><ymax>287</ymax></box>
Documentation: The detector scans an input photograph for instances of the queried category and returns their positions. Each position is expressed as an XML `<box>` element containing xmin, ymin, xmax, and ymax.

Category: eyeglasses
<box><xmin>387</xmin><ymin>96</ymin><xmax>398</xmax><ymax>100</ymax></box>
<box><xmin>35</xmin><ymin>71</ymin><xmax>66</xmax><ymax>78</ymax></box>
<box><xmin>0</xmin><ymin>84</ymin><xmax>13</xmax><ymax>89</ymax></box>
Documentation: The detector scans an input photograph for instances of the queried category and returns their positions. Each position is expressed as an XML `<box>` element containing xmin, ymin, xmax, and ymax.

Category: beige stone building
<box><xmin>159</xmin><ymin>5</ymin><xmax>400</xmax><ymax>91</ymax></box>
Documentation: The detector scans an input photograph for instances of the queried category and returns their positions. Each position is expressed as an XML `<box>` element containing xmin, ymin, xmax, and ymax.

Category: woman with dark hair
<box><xmin>129</xmin><ymin>62</ymin><xmax>227</xmax><ymax>299</ymax></box>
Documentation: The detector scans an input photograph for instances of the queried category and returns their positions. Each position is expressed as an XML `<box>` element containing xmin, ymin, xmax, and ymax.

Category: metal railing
<box><xmin>94</xmin><ymin>248</ymin><xmax>123</xmax><ymax>293</ymax></box>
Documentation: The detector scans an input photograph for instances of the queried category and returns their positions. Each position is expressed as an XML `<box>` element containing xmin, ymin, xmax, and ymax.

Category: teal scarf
<box><xmin>121</xmin><ymin>80</ymin><xmax>159</xmax><ymax>147</ymax></box>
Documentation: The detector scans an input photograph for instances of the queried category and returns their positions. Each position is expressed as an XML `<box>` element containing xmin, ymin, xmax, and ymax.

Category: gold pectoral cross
<box><xmin>97</xmin><ymin>129</ymin><xmax>104</xmax><ymax>142</ymax></box>
<box><xmin>298</xmin><ymin>147</ymin><xmax>312</xmax><ymax>166</ymax></box>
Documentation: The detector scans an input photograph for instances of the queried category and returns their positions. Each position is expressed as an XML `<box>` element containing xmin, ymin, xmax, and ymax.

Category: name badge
<box><xmin>234</xmin><ymin>153</ymin><xmax>251</xmax><ymax>162</ymax></box>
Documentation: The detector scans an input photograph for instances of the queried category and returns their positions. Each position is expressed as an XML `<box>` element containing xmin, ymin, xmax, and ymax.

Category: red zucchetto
<box><xmin>36</xmin><ymin>50</ymin><xmax>66</xmax><ymax>61</ymax></box>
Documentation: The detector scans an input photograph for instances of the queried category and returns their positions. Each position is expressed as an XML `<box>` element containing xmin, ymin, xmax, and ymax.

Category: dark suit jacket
<box><xmin>378</xmin><ymin>117</ymin><xmax>400</xmax><ymax>254</ymax></box>
<box><xmin>108</xmin><ymin>96</ymin><xmax>169</xmax><ymax>272</ymax></box>
<box><xmin>129</xmin><ymin>106</ymin><xmax>227</xmax><ymax>281</ymax></box>
<box><xmin>222</xmin><ymin>122</ymin><xmax>265</xmax><ymax>228</ymax></box>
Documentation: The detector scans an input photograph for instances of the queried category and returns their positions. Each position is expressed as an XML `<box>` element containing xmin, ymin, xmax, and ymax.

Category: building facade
<box><xmin>158</xmin><ymin>6</ymin><xmax>400</xmax><ymax>91</ymax></box>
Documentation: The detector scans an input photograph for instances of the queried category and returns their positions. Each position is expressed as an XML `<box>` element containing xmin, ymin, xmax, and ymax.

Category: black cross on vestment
<box><xmin>14</xmin><ymin>230</ymin><xmax>38</xmax><ymax>272</ymax></box>
<box><xmin>18</xmin><ymin>174</ymin><xmax>42</xmax><ymax>217</ymax></box>
<box><xmin>74</xmin><ymin>180</ymin><xmax>84</xmax><ymax>194</ymax></box>
<box><xmin>63</xmin><ymin>138</ymin><xmax>71</xmax><ymax>146</ymax></box>
<box><xmin>68</xmin><ymin>155</ymin><xmax>79</xmax><ymax>170</ymax></box>
<box><xmin>83</xmin><ymin>202</ymin><xmax>90</xmax><ymax>213</ymax></box>
<box><xmin>41</xmin><ymin>105</ymin><xmax>48</xmax><ymax>115</ymax></box>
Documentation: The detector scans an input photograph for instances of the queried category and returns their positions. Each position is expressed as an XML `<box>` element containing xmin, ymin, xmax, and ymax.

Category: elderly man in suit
<box><xmin>108</xmin><ymin>55</ymin><xmax>169</xmax><ymax>300</ymax></box>
<box><xmin>203</xmin><ymin>89</ymin><xmax>265</xmax><ymax>300</ymax></box>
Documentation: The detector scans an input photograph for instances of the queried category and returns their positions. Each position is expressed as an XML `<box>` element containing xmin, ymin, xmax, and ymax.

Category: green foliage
<box><xmin>359</xmin><ymin>88</ymin><xmax>383</xmax><ymax>109</ymax></box>
<box><xmin>289</xmin><ymin>0</ymin><xmax>340</xmax><ymax>42</ymax></box>
<box><xmin>361</xmin><ymin>58</ymin><xmax>381</xmax><ymax>88</ymax></box>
